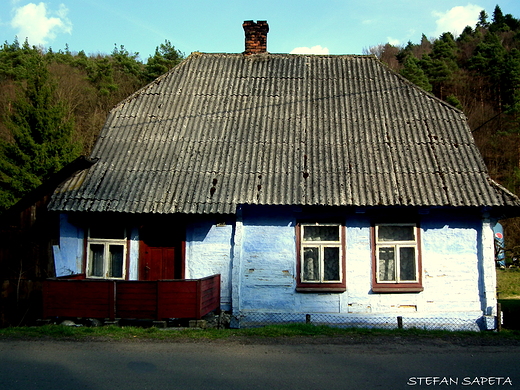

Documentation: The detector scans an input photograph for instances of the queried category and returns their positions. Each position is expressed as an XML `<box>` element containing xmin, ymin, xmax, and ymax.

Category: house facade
<box><xmin>47</xmin><ymin>21</ymin><xmax>520</xmax><ymax>329</ymax></box>
<box><xmin>51</xmin><ymin>204</ymin><xmax>501</xmax><ymax>329</ymax></box>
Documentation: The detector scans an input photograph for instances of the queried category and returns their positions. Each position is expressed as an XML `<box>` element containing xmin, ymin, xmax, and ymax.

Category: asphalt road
<box><xmin>0</xmin><ymin>338</ymin><xmax>518</xmax><ymax>390</ymax></box>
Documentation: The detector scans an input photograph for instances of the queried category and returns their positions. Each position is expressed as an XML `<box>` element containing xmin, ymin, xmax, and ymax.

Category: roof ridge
<box><xmin>187</xmin><ymin>52</ymin><xmax>376</xmax><ymax>58</ymax></box>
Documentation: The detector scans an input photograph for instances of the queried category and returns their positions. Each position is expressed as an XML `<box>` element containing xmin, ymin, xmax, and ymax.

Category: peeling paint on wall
<box><xmin>54</xmin><ymin>214</ymin><xmax>84</xmax><ymax>276</ymax></box>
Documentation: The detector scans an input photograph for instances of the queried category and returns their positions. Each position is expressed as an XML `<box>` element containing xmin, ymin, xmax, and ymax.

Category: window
<box><xmin>296</xmin><ymin>223</ymin><xmax>346</xmax><ymax>292</ymax></box>
<box><xmin>86</xmin><ymin>225</ymin><xmax>127</xmax><ymax>279</ymax></box>
<box><xmin>372</xmin><ymin>224</ymin><xmax>423</xmax><ymax>293</ymax></box>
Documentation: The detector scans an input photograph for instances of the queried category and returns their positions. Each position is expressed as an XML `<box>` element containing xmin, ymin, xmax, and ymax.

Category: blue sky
<box><xmin>1</xmin><ymin>1</ymin><xmax>519</xmax><ymax>61</ymax></box>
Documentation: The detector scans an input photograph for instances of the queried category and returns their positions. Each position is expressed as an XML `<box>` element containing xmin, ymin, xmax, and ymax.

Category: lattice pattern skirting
<box><xmin>230</xmin><ymin>312</ymin><xmax>495</xmax><ymax>331</ymax></box>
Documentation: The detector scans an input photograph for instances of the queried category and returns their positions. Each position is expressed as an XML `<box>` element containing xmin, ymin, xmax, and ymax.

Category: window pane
<box><xmin>378</xmin><ymin>247</ymin><xmax>395</xmax><ymax>281</ymax></box>
<box><xmin>378</xmin><ymin>225</ymin><xmax>414</xmax><ymax>242</ymax></box>
<box><xmin>303</xmin><ymin>247</ymin><xmax>319</xmax><ymax>281</ymax></box>
<box><xmin>89</xmin><ymin>244</ymin><xmax>104</xmax><ymax>277</ymax></box>
<box><xmin>109</xmin><ymin>245</ymin><xmax>124</xmax><ymax>278</ymax></box>
<box><xmin>323</xmin><ymin>247</ymin><xmax>340</xmax><ymax>281</ymax></box>
<box><xmin>303</xmin><ymin>225</ymin><xmax>339</xmax><ymax>242</ymax></box>
<box><xmin>399</xmin><ymin>247</ymin><xmax>417</xmax><ymax>281</ymax></box>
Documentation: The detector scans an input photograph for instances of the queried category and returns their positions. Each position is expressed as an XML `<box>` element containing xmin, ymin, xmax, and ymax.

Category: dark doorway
<box><xmin>139</xmin><ymin>222</ymin><xmax>185</xmax><ymax>280</ymax></box>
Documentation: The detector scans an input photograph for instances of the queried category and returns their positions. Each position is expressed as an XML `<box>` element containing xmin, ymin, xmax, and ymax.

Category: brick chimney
<box><xmin>243</xmin><ymin>20</ymin><xmax>269</xmax><ymax>55</ymax></box>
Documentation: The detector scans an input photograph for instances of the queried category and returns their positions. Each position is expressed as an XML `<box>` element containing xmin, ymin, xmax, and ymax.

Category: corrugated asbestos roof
<box><xmin>48</xmin><ymin>53</ymin><xmax>520</xmax><ymax>214</ymax></box>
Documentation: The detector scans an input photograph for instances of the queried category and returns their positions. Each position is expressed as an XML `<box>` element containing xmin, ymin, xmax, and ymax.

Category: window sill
<box><xmin>296</xmin><ymin>286</ymin><xmax>346</xmax><ymax>293</ymax></box>
<box><xmin>372</xmin><ymin>286</ymin><xmax>424</xmax><ymax>293</ymax></box>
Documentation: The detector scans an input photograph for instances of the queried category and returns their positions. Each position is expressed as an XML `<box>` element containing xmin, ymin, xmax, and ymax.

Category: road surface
<box><xmin>0</xmin><ymin>337</ymin><xmax>518</xmax><ymax>389</ymax></box>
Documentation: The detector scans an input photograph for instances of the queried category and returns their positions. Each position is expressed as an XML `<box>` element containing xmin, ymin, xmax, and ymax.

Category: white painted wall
<box><xmin>54</xmin><ymin>207</ymin><xmax>497</xmax><ymax>329</ymax></box>
<box><xmin>220</xmin><ymin>206</ymin><xmax>495</xmax><ymax>327</ymax></box>
<box><xmin>185</xmin><ymin>220</ymin><xmax>234</xmax><ymax>310</ymax></box>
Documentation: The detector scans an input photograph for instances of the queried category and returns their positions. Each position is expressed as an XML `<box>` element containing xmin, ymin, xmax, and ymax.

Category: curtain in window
<box><xmin>109</xmin><ymin>245</ymin><xmax>124</xmax><ymax>278</ymax></box>
<box><xmin>323</xmin><ymin>247</ymin><xmax>340</xmax><ymax>281</ymax></box>
<box><xmin>378</xmin><ymin>247</ymin><xmax>396</xmax><ymax>281</ymax></box>
<box><xmin>303</xmin><ymin>247</ymin><xmax>319</xmax><ymax>281</ymax></box>
<box><xmin>399</xmin><ymin>247</ymin><xmax>416</xmax><ymax>281</ymax></box>
<box><xmin>89</xmin><ymin>244</ymin><xmax>104</xmax><ymax>277</ymax></box>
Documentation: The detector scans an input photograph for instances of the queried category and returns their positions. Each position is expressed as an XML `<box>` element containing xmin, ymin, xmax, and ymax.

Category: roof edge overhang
<box><xmin>50</xmin><ymin>203</ymin><xmax>520</xmax><ymax>222</ymax></box>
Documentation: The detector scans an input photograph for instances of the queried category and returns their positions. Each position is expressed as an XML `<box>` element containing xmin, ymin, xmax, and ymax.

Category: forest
<box><xmin>1</xmin><ymin>5</ymin><xmax>520</xmax><ymax>248</ymax></box>
<box><xmin>0</xmin><ymin>39</ymin><xmax>183</xmax><ymax>213</ymax></box>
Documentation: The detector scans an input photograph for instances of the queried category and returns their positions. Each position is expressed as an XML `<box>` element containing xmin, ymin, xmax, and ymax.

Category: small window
<box><xmin>372</xmin><ymin>224</ymin><xmax>423</xmax><ymax>293</ymax></box>
<box><xmin>297</xmin><ymin>223</ymin><xmax>346</xmax><ymax>292</ymax></box>
<box><xmin>86</xmin><ymin>226</ymin><xmax>127</xmax><ymax>279</ymax></box>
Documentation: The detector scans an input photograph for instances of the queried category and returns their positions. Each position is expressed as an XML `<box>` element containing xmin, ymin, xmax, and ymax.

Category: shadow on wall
<box><xmin>189</xmin><ymin>220</ymin><xmax>228</xmax><ymax>242</ymax></box>
<box><xmin>0</xmin><ymin>280</ymin><xmax>43</xmax><ymax>327</ymax></box>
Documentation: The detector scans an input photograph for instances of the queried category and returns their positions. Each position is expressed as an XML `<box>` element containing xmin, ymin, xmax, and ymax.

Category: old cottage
<box><xmin>46</xmin><ymin>21</ymin><xmax>520</xmax><ymax>329</ymax></box>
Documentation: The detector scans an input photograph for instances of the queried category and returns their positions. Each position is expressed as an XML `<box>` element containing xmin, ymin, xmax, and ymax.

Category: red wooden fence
<box><xmin>43</xmin><ymin>274</ymin><xmax>220</xmax><ymax>321</ymax></box>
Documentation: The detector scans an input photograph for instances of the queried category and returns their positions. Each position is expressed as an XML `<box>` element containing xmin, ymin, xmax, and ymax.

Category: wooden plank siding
<box><xmin>199</xmin><ymin>274</ymin><xmax>221</xmax><ymax>318</ymax></box>
<box><xmin>116</xmin><ymin>281</ymin><xmax>157</xmax><ymax>319</ymax></box>
<box><xmin>158</xmin><ymin>280</ymin><xmax>198</xmax><ymax>319</ymax></box>
<box><xmin>42</xmin><ymin>274</ymin><xmax>221</xmax><ymax>321</ymax></box>
<box><xmin>43</xmin><ymin>279</ymin><xmax>115</xmax><ymax>319</ymax></box>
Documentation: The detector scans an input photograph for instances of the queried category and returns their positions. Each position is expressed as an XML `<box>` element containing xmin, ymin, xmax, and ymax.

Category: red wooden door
<box><xmin>139</xmin><ymin>223</ymin><xmax>184</xmax><ymax>281</ymax></box>
<box><xmin>141</xmin><ymin>246</ymin><xmax>175</xmax><ymax>280</ymax></box>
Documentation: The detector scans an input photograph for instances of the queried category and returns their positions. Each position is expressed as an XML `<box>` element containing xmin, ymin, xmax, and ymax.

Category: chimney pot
<box><xmin>243</xmin><ymin>20</ymin><xmax>269</xmax><ymax>55</ymax></box>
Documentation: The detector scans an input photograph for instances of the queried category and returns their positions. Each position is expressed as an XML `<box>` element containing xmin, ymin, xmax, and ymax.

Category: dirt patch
<box><xmin>14</xmin><ymin>333</ymin><xmax>515</xmax><ymax>349</ymax></box>
<box><xmin>216</xmin><ymin>333</ymin><xmax>520</xmax><ymax>348</ymax></box>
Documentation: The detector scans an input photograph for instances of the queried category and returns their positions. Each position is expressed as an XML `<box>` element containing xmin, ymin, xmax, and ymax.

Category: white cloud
<box><xmin>432</xmin><ymin>4</ymin><xmax>482</xmax><ymax>38</ymax></box>
<box><xmin>290</xmin><ymin>45</ymin><xmax>330</xmax><ymax>55</ymax></box>
<box><xmin>387</xmin><ymin>37</ymin><xmax>400</xmax><ymax>46</ymax></box>
<box><xmin>10</xmin><ymin>2</ymin><xmax>72</xmax><ymax>46</ymax></box>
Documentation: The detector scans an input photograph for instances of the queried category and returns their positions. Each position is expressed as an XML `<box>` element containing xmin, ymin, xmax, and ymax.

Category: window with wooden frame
<box><xmin>86</xmin><ymin>224</ymin><xmax>128</xmax><ymax>279</ymax></box>
<box><xmin>296</xmin><ymin>223</ymin><xmax>346</xmax><ymax>292</ymax></box>
<box><xmin>372</xmin><ymin>223</ymin><xmax>423</xmax><ymax>293</ymax></box>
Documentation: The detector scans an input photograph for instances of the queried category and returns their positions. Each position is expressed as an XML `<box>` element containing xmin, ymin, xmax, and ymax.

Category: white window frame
<box><xmin>86</xmin><ymin>228</ymin><xmax>127</xmax><ymax>279</ymax></box>
<box><xmin>300</xmin><ymin>223</ymin><xmax>343</xmax><ymax>284</ymax></box>
<box><xmin>375</xmin><ymin>223</ymin><xmax>419</xmax><ymax>284</ymax></box>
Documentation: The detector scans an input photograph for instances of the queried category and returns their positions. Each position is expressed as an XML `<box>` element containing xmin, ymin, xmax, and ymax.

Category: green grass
<box><xmin>497</xmin><ymin>267</ymin><xmax>520</xmax><ymax>299</ymax></box>
<box><xmin>1</xmin><ymin>323</ymin><xmax>519</xmax><ymax>341</ymax></box>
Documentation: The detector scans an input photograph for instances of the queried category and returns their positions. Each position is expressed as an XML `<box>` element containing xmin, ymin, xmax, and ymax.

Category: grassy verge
<box><xmin>0</xmin><ymin>323</ymin><xmax>519</xmax><ymax>342</ymax></box>
<box><xmin>497</xmin><ymin>267</ymin><xmax>520</xmax><ymax>299</ymax></box>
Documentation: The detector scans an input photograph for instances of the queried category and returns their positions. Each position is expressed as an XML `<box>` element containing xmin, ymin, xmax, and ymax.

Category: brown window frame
<box><xmin>296</xmin><ymin>222</ymin><xmax>346</xmax><ymax>292</ymax></box>
<box><xmin>371</xmin><ymin>223</ymin><xmax>423</xmax><ymax>293</ymax></box>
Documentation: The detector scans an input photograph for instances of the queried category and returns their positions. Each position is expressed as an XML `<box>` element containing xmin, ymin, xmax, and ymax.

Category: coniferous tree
<box><xmin>419</xmin><ymin>33</ymin><xmax>458</xmax><ymax>98</ymax></box>
<box><xmin>144</xmin><ymin>40</ymin><xmax>184</xmax><ymax>82</ymax></box>
<box><xmin>502</xmin><ymin>48</ymin><xmax>520</xmax><ymax>126</ymax></box>
<box><xmin>490</xmin><ymin>5</ymin><xmax>507</xmax><ymax>32</ymax></box>
<box><xmin>0</xmin><ymin>55</ymin><xmax>80</xmax><ymax>212</ymax></box>
<box><xmin>477</xmin><ymin>10</ymin><xmax>490</xmax><ymax>29</ymax></box>
<box><xmin>400</xmin><ymin>56</ymin><xmax>432</xmax><ymax>92</ymax></box>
